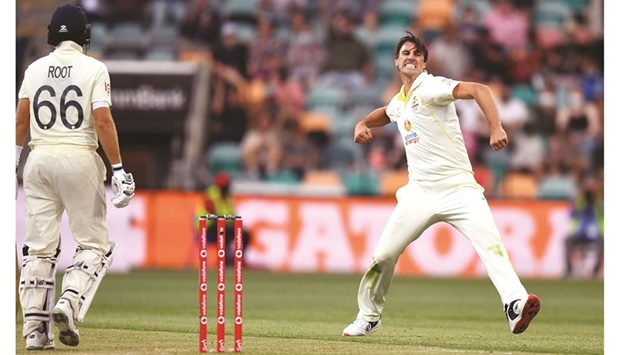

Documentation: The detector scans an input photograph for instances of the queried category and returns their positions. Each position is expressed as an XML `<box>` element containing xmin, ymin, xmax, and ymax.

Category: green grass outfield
<box><xmin>15</xmin><ymin>269</ymin><xmax>604</xmax><ymax>354</ymax></box>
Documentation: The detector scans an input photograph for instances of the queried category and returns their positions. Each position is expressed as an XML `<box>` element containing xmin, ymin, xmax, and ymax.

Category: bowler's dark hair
<box><xmin>395</xmin><ymin>31</ymin><xmax>428</xmax><ymax>62</ymax></box>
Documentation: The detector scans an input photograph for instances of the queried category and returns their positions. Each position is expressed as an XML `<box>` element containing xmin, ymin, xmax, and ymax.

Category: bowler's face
<box><xmin>395</xmin><ymin>42</ymin><xmax>426</xmax><ymax>78</ymax></box>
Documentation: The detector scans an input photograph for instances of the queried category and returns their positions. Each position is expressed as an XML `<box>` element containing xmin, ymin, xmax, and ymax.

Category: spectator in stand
<box><xmin>427</xmin><ymin>22</ymin><xmax>472</xmax><ymax>80</ymax></box>
<box><xmin>207</xmin><ymin>80</ymin><xmax>249</xmax><ymax>146</ymax></box>
<box><xmin>107</xmin><ymin>0</ymin><xmax>150</xmax><ymax>26</ymax></box>
<box><xmin>545</xmin><ymin>135</ymin><xmax>577</xmax><ymax>188</ymax></box>
<box><xmin>469</xmin><ymin>28</ymin><xmax>512</xmax><ymax>83</ymax></box>
<box><xmin>364</xmin><ymin>125</ymin><xmax>406</xmax><ymax>173</ymax></box>
<box><xmin>482</xmin><ymin>0</ymin><xmax>529</xmax><ymax>51</ymax></box>
<box><xmin>279</xmin><ymin>118</ymin><xmax>321</xmax><ymax>181</ymax></box>
<box><xmin>456</xmin><ymin>5</ymin><xmax>484</xmax><ymax>45</ymax></box>
<box><xmin>179</xmin><ymin>0</ymin><xmax>222</xmax><ymax>50</ymax></box>
<box><xmin>149</xmin><ymin>0</ymin><xmax>186</xmax><ymax>28</ymax></box>
<box><xmin>454</xmin><ymin>69</ymin><xmax>489</xmax><ymax>164</ymax></box>
<box><xmin>77</xmin><ymin>0</ymin><xmax>109</xmax><ymax>23</ymax></box>
<box><xmin>493</xmin><ymin>80</ymin><xmax>529</xmax><ymax>139</ymax></box>
<box><xmin>508</xmin><ymin>121</ymin><xmax>546</xmax><ymax>176</ymax></box>
<box><xmin>204</xmin><ymin>22</ymin><xmax>252</xmax><ymax>147</ymax></box>
<box><xmin>16</xmin><ymin>1</ymin><xmax>37</xmax><ymax>98</ymax></box>
<box><xmin>479</xmin><ymin>79</ymin><xmax>528</xmax><ymax>188</ymax></box>
<box><xmin>555</xmin><ymin>84</ymin><xmax>601</xmax><ymax>177</ymax></box>
<box><xmin>320</xmin><ymin>0</ymin><xmax>378</xmax><ymax>24</ymax></box>
<box><xmin>512</xmin><ymin>0</ymin><xmax>535</xmax><ymax>16</ymax></box>
<box><xmin>247</xmin><ymin>14</ymin><xmax>288</xmax><ymax>81</ymax></box>
<box><xmin>531</xmin><ymin>81</ymin><xmax>558</xmax><ymax>137</ymax></box>
<box><xmin>416</xmin><ymin>0</ymin><xmax>455</xmax><ymax>41</ymax></box>
<box><xmin>566</xmin><ymin>12</ymin><xmax>596</xmax><ymax>47</ymax></box>
<box><xmin>354</xmin><ymin>8</ymin><xmax>380</xmax><ymax>52</ymax></box>
<box><xmin>268</xmin><ymin>67</ymin><xmax>306</xmax><ymax>119</ymax></box>
<box><xmin>579</xmin><ymin>56</ymin><xmax>604</xmax><ymax>105</ymax></box>
<box><xmin>240</xmin><ymin>108</ymin><xmax>282</xmax><ymax>180</ymax></box>
<box><xmin>318</xmin><ymin>12</ymin><xmax>372</xmax><ymax>89</ymax></box>
<box><xmin>256</xmin><ymin>0</ymin><xmax>308</xmax><ymax>29</ymax></box>
<box><xmin>286</xmin><ymin>10</ymin><xmax>326</xmax><ymax>90</ymax></box>
<box><xmin>212</xmin><ymin>23</ymin><xmax>250</xmax><ymax>80</ymax></box>
<box><xmin>564</xmin><ymin>175</ymin><xmax>603</xmax><ymax>279</ymax></box>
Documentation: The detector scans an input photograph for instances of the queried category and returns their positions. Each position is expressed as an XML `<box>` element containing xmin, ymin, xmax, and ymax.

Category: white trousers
<box><xmin>357</xmin><ymin>172</ymin><xmax>528</xmax><ymax>322</ymax></box>
<box><xmin>23</xmin><ymin>146</ymin><xmax>111</xmax><ymax>255</ymax></box>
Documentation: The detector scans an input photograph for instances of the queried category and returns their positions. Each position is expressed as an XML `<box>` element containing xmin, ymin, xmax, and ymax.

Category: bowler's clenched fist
<box><xmin>354</xmin><ymin>125</ymin><xmax>373</xmax><ymax>144</ymax></box>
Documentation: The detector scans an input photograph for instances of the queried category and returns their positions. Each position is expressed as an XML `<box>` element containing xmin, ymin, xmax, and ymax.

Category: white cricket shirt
<box><xmin>385</xmin><ymin>71</ymin><xmax>473</xmax><ymax>181</ymax></box>
<box><xmin>18</xmin><ymin>41</ymin><xmax>112</xmax><ymax>149</ymax></box>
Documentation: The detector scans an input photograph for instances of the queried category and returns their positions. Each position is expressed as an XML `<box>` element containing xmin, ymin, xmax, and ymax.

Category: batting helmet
<box><xmin>47</xmin><ymin>4</ymin><xmax>91</xmax><ymax>50</ymax></box>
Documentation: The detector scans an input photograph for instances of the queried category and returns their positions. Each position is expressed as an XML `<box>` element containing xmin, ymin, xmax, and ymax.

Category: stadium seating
<box><xmin>348</xmin><ymin>84</ymin><xmax>385</xmax><ymax>108</ymax></box>
<box><xmin>511</xmin><ymin>84</ymin><xmax>538</xmax><ymax>107</ymax></box>
<box><xmin>148</xmin><ymin>24</ymin><xmax>179</xmax><ymax>52</ymax></box>
<box><xmin>536</xmin><ymin>175</ymin><xmax>578</xmax><ymax>200</ymax></box>
<box><xmin>379</xmin><ymin>169</ymin><xmax>409</xmax><ymax>196</ymax></box>
<box><xmin>144</xmin><ymin>48</ymin><xmax>177</xmax><ymax>61</ymax></box>
<box><xmin>374</xmin><ymin>52</ymin><xmax>397</xmax><ymax>83</ymax></box>
<box><xmin>301</xmin><ymin>170</ymin><xmax>343</xmax><ymax>187</ymax></box>
<box><xmin>321</xmin><ymin>138</ymin><xmax>364</xmax><ymax>173</ymax></box>
<box><xmin>225</xmin><ymin>0</ymin><xmax>258</xmax><ymax>24</ymax></box>
<box><xmin>342</xmin><ymin>171</ymin><xmax>379</xmax><ymax>196</ymax></box>
<box><xmin>305</xmin><ymin>85</ymin><xmax>347</xmax><ymax>111</ymax></box>
<box><xmin>299</xmin><ymin>111</ymin><xmax>333</xmax><ymax>135</ymax></box>
<box><xmin>472</xmin><ymin>164</ymin><xmax>495</xmax><ymax>196</ymax></box>
<box><xmin>378</xmin><ymin>0</ymin><xmax>418</xmax><ymax>27</ymax></box>
<box><xmin>534</xmin><ymin>0</ymin><xmax>573</xmax><ymax>28</ymax></box>
<box><xmin>105</xmin><ymin>50</ymin><xmax>142</xmax><ymax>60</ymax></box>
<box><xmin>501</xmin><ymin>172</ymin><xmax>538</xmax><ymax>199</ymax></box>
<box><xmin>483</xmin><ymin>147</ymin><xmax>511</xmax><ymax>195</ymax></box>
<box><xmin>330</xmin><ymin>111</ymin><xmax>357</xmax><ymax>142</ymax></box>
<box><xmin>206</xmin><ymin>142</ymin><xmax>243</xmax><ymax>175</ymax></box>
<box><xmin>106</xmin><ymin>22</ymin><xmax>146</xmax><ymax>56</ymax></box>
<box><xmin>561</xmin><ymin>0</ymin><xmax>589</xmax><ymax>12</ymax></box>
<box><xmin>88</xmin><ymin>21</ymin><xmax>108</xmax><ymax>56</ymax></box>
<box><xmin>266</xmin><ymin>170</ymin><xmax>301</xmax><ymax>184</ymax></box>
<box><xmin>454</xmin><ymin>0</ymin><xmax>492</xmax><ymax>19</ymax></box>
<box><xmin>375</xmin><ymin>25</ymin><xmax>407</xmax><ymax>58</ymax></box>
<box><xmin>231</xmin><ymin>22</ymin><xmax>256</xmax><ymax>44</ymax></box>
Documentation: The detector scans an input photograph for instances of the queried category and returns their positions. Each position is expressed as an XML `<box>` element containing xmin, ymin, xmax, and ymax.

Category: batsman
<box><xmin>15</xmin><ymin>4</ymin><xmax>135</xmax><ymax>350</ymax></box>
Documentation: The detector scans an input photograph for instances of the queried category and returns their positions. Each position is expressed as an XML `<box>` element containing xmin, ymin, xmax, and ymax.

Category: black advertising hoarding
<box><xmin>104</xmin><ymin>60</ymin><xmax>199</xmax><ymax>134</ymax></box>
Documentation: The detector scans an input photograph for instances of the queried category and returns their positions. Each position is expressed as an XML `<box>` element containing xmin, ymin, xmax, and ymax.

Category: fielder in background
<box><xmin>342</xmin><ymin>31</ymin><xmax>540</xmax><ymax>337</ymax></box>
<box><xmin>194</xmin><ymin>172</ymin><xmax>251</xmax><ymax>266</ymax></box>
<box><xmin>15</xmin><ymin>4</ymin><xmax>135</xmax><ymax>350</ymax></box>
<box><xmin>564</xmin><ymin>175</ymin><xmax>604</xmax><ymax>279</ymax></box>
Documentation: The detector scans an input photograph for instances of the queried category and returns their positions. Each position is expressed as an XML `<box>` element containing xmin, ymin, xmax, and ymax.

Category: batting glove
<box><xmin>111</xmin><ymin>171</ymin><xmax>135</xmax><ymax>208</ymax></box>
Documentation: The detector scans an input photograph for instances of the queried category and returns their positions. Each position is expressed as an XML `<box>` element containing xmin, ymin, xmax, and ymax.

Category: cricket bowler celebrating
<box><xmin>342</xmin><ymin>31</ymin><xmax>540</xmax><ymax>337</ymax></box>
<box><xmin>16</xmin><ymin>4</ymin><xmax>135</xmax><ymax>350</ymax></box>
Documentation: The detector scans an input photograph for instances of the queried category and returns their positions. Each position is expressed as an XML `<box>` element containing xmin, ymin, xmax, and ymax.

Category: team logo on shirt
<box><xmin>105</xmin><ymin>81</ymin><xmax>111</xmax><ymax>94</ymax></box>
<box><xmin>403</xmin><ymin>119</ymin><xmax>412</xmax><ymax>131</ymax></box>
<box><xmin>441</xmin><ymin>78</ymin><xmax>454</xmax><ymax>86</ymax></box>
<box><xmin>403</xmin><ymin>119</ymin><xmax>418</xmax><ymax>145</ymax></box>
<box><xmin>411</xmin><ymin>96</ymin><xmax>419</xmax><ymax>111</ymax></box>
<box><xmin>404</xmin><ymin>132</ymin><xmax>419</xmax><ymax>145</ymax></box>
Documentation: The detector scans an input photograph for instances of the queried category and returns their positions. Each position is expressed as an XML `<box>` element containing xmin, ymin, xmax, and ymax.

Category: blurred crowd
<box><xmin>16</xmin><ymin>0</ymin><xmax>604</xmax><ymax>200</ymax></box>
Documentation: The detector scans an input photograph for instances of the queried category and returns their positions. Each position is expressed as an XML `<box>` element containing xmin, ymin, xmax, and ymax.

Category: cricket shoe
<box><xmin>342</xmin><ymin>318</ymin><xmax>381</xmax><ymax>336</ymax></box>
<box><xmin>505</xmin><ymin>294</ymin><xmax>541</xmax><ymax>334</ymax></box>
<box><xmin>25</xmin><ymin>323</ymin><xmax>55</xmax><ymax>350</ymax></box>
<box><xmin>52</xmin><ymin>298</ymin><xmax>80</xmax><ymax>346</ymax></box>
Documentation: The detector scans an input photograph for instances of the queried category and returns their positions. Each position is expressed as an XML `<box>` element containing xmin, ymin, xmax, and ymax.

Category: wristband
<box><xmin>112</xmin><ymin>163</ymin><xmax>126</xmax><ymax>178</ymax></box>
